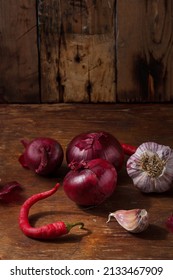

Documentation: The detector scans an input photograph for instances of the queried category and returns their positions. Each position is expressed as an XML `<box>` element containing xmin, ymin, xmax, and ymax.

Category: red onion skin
<box><xmin>19</xmin><ymin>137</ymin><xmax>64</xmax><ymax>176</ymax></box>
<box><xmin>166</xmin><ymin>214</ymin><xmax>173</xmax><ymax>233</ymax></box>
<box><xmin>0</xmin><ymin>181</ymin><xmax>23</xmax><ymax>203</ymax></box>
<box><xmin>66</xmin><ymin>131</ymin><xmax>124</xmax><ymax>171</ymax></box>
<box><xmin>63</xmin><ymin>158</ymin><xmax>117</xmax><ymax>206</ymax></box>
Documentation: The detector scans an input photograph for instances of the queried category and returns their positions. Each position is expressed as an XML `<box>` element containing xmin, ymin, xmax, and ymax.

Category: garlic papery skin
<box><xmin>107</xmin><ymin>209</ymin><xmax>149</xmax><ymax>233</ymax></box>
<box><xmin>126</xmin><ymin>142</ymin><xmax>173</xmax><ymax>193</ymax></box>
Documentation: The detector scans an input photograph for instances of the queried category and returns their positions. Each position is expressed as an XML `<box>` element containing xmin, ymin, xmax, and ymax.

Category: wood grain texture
<box><xmin>0</xmin><ymin>0</ymin><xmax>39</xmax><ymax>103</ymax></box>
<box><xmin>1</xmin><ymin>104</ymin><xmax>173</xmax><ymax>259</ymax></box>
<box><xmin>117</xmin><ymin>0</ymin><xmax>173</xmax><ymax>102</ymax></box>
<box><xmin>143</xmin><ymin>0</ymin><xmax>173</xmax><ymax>101</ymax></box>
<box><xmin>1</xmin><ymin>1</ymin><xmax>173</xmax><ymax>103</ymax></box>
<box><xmin>39</xmin><ymin>0</ymin><xmax>116</xmax><ymax>103</ymax></box>
<box><xmin>38</xmin><ymin>0</ymin><xmax>61</xmax><ymax>102</ymax></box>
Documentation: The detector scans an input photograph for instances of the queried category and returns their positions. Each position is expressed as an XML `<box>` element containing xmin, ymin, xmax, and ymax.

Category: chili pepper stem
<box><xmin>66</xmin><ymin>222</ymin><xmax>85</xmax><ymax>232</ymax></box>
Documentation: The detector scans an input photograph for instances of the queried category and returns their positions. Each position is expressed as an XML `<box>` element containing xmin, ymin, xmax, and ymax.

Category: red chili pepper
<box><xmin>19</xmin><ymin>183</ymin><xmax>84</xmax><ymax>240</ymax></box>
<box><xmin>121</xmin><ymin>143</ymin><xmax>137</xmax><ymax>156</ymax></box>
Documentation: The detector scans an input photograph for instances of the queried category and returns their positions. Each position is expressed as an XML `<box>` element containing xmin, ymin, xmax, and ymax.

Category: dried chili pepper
<box><xmin>19</xmin><ymin>183</ymin><xmax>84</xmax><ymax>240</ymax></box>
<box><xmin>121</xmin><ymin>143</ymin><xmax>137</xmax><ymax>156</ymax></box>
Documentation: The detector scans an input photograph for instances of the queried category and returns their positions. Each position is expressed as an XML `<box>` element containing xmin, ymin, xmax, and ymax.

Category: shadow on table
<box><xmin>132</xmin><ymin>224</ymin><xmax>168</xmax><ymax>241</ymax></box>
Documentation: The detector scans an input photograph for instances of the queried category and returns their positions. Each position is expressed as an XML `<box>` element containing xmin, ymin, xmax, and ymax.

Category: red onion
<box><xmin>19</xmin><ymin>137</ymin><xmax>64</xmax><ymax>176</ymax></box>
<box><xmin>66</xmin><ymin>131</ymin><xmax>124</xmax><ymax>171</ymax></box>
<box><xmin>63</xmin><ymin>158</ymin><xmax>117</xmax><ymax>206</ymax></box>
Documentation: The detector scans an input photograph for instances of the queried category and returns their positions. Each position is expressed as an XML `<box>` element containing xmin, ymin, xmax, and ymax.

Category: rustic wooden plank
<box><xmin>143</xmin><ymin>0</ymin><xmax>173</xmax><ymax>101</ymax></box>
<box><xmin>39</xmin><ymin>0</ymin><xmax>116</xmax><ymax>103</ymax></box>
<box><xmin>38</xmin><ymin>0</ymin><xmax>61</xmax><ymax>103</ymax></box>
<box><xmin>116</xmin><ymin>0</ymin><xmax>173</xmax><ymax>102</ymax></box>
<box><xmin>60</xmin><ymin>0</ymin><xmax>116</xmax><ymax>103</ymax></box>
<box><xmin>0</xmin><ymin>0</ymin><xmax>39</xmax><ymax>103</ymax></box>
<box><xmin>59</xmin><ymin>34</ymin><xmax>116</xmax><ymax>103</ymax></box>
<box><xmin>116</xmin><ymin>0</ymin><xmax>147</xmax><ymax>102</ymax></box>
<box><xmin>1</xmin><ymin>103</ymin><xmax>173</xmax><ymax>259</ymax></box>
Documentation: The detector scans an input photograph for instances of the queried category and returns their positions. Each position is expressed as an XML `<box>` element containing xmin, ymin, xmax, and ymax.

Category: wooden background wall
<box><xmin>0</xmin><ymin>0</ymin><xmax>173</xmax><ymax>103</ymax></box>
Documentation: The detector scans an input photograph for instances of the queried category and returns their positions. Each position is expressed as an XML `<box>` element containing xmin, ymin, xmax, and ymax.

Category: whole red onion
<box><xmin>19</xmin><ymin>137</ymin><xmax>64</xmax><ymax>176</ymax></box>
<box><xmin>66</xmin><ymin>131</ymin><xmax>124</xmax><ymax>171</ymax></box>
<box><xmin>63</xmin><ymin>158</ymin><xmax>117</xmax><ymax>206</ymax></box>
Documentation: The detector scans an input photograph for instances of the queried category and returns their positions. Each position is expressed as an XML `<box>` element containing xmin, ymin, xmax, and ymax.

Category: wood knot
<box><xmin>74</xmin><ymin>54</ymin><xmax>81</xmax><ymax>63</ymax></box>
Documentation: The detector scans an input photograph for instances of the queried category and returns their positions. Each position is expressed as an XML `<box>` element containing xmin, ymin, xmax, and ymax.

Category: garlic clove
<box><xmin>107</xmin><ymin>209</ymin><xmax>149</xmax><ymax>233</ymax></box>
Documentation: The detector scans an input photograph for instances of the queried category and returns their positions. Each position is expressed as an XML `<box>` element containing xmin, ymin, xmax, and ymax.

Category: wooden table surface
<box><xmin>1</xmin><ymin>103</ymin><xmax>173</xmax><ymax>260</ymax></box>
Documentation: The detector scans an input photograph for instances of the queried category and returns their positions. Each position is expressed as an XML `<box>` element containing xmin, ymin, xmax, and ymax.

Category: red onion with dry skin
<box><xmin>63</xmin><ymin>158</ymin><xmax>117</xmax><ymax>206</ymax></box>
<box><xmin>19</xmin><ymin>137</ymin><xmax>64</xmax><ymax>176</ymax></box>
<box><xmin>66</xmin><ymin>131</ymin><xmax>124</xmax><ymax>171</ymax></box>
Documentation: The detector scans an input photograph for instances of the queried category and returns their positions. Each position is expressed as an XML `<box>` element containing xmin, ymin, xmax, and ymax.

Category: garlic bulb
<box><xmin>127</xmin><ymin>142</ymin><xmax>173</xmax><ymax>193</ymax></box>
<box><xmin>107</xmin><ymin>209</ymin><xmax>149</xmax><ymax>233</ymax></box>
